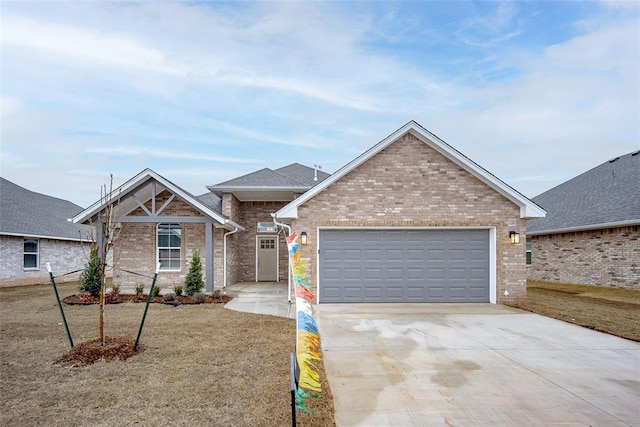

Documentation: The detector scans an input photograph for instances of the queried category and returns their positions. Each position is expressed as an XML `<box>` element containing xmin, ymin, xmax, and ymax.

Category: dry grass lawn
<box><xmin>508</xmin><ymin>281</ymin><xmax>640</xmax><ymax>342</ymax></box>
<box><xmin>0</xmin><ymin>282</ymin><xmax>335</xmax><ymax>426</ymax></box>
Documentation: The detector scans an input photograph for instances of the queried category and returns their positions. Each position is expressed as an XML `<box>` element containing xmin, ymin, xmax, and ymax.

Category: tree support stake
<box><xmin>134</xmin><ymin>272</ymin><xmax>158</xmax><ymax>352</ymax></box>
<box><xmin>47</xmin><ymin>262</ymin><xmax>74</xmax><ymax>348</ymax></box>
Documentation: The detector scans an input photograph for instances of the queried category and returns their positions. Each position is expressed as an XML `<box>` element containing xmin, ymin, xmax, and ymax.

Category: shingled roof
<box><xmin>209</xmin><ymin>163</ymin><xmax>330</xmax><ymax>191</ymax></box>
<box><xmin>527</xmin><ymin>150</ymin><xmax>640</xmax><ymax>235</ymax></box>
<box><xmin>206</xmin><ymin>163</ymin><xmax>330</xmax><ymax>202</ymax></box>
<box><xmin>274</xmin><ymin>163</ymin><xmax>330</xmax><ymax>187</ymax></box>
<box><xmin>0</xmin><ymin>177</ymin><xmax>93</xmax><ymax>241</ymax></box>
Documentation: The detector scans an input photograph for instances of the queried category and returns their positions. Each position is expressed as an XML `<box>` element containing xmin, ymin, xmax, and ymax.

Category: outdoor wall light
<box><xmin>300</xmin><ymin>231</ymin><xmax>308</xmax><ymax>245</ymax></box>
<box><xmin>509</xmin><ymin>231</ymin><xmax>520</xmax><ymax>244</ymax></box>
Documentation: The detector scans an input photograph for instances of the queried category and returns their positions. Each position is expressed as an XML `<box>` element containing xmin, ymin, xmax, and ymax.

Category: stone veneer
<box><xmin>289</xmin><ymin>132</ymin><xmax>527</xmax><ymax>304</ymax></box>
<box><xmin>528</xmin><ymin>226</ymin><xmax>640</xmax><ymax>289</ymax></box>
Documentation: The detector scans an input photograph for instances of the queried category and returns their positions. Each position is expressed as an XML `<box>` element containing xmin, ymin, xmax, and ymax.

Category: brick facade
<box><xmin>0</xmin><ymin>235</ymin><xmax>87</xmax><ymax>286</ymax></box>
<box><xmin>290</xmin><ymin>133</ymin><xmax>527</xmax><ymax>304</ymax></box>
<box><xmin>229</xmin><ymin>201</ymin><xmax>289</xmax><ymax>283</ymax></box>
<box><xmin>113</xmin><ymin>193</ymin><xmax>212</xmax><ymax>293</ymax></box>
<box><xmin>528</xmin><ymin>226</ymin><xmax>640</xmax><ymax>289</ymax></box>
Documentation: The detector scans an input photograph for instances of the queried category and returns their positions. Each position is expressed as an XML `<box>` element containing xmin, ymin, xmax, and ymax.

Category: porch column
<box><xmin>205</xmin><ymin>222</ymin><xmax>214</xmax><ymax>293</ymax></box>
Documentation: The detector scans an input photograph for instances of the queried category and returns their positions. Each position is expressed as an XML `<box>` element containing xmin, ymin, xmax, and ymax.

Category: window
<box><xmin>526</xmin><ymin>237</ymin><xmax>532</xmax><ymax>265</ymax></box>
<box><xmin>24</xmin><ymin>238</ymin><xmax>39</xmax><ymax>269</ymax></box>
<box><xmin>157</xmin><ymin>224</ymin><xmax>181</xmax><ymax>271</ymax></box>
<box><xmin>260</xmin><ymin>238</ymin><xmax>276</xmax><ymax>249</ymax></box>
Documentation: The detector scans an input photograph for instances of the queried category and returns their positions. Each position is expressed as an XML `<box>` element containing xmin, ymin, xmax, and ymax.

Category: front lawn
<box><xmin>508</xmin><ymin>281</ymin><xmax>640</xmax><ymax>342</ymax></box>
<box><xmin>0</xmin><ymin>282</ymin><xmax>335</xmax><ymax>426</ymax></box>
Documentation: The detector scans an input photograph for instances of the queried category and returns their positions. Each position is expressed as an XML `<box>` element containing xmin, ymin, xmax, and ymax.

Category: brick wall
<box><xmin>228</xmin><ymin>201</ymin><xmax>288</xmax><ymax>282</ymax></box>
<box><xmin>0</xmin><ymin>235</ymin><xmax>87</xmax><ymax>286</ymax></box>
<box><xmin>291</xmin><ymin>132</ymin><xmax>526</xmax><ymax>304</ymax></box>
<box><xmin>113</xmin><ymin>192</ymin><xmax>211</xmax><ymax>293</ymax></box>
<box><xmin>528</xmin><ymin>226</ymin><xmax>640</xmax><ymax>289</ymax></box>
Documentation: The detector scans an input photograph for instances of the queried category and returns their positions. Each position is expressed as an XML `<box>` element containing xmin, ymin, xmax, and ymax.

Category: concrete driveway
<box><xmin>316</xmin><ymin>304</ymin><xmax>640</xmax><ymax>426</ymax></box>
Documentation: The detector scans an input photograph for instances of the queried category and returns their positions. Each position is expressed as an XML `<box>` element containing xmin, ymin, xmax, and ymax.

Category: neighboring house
<box><xmin>0</xmin><ymin>178</ymin><xmax>93</xmax><ymax>286</ymax></box>
<box><xmin>73</xmin><ymin>121</ymin><xmax>545</xmax><ymax>304</ymax></box>
<box><xmin>526</xmin><ymin>150</ymin><xmax>640</xmax><ymax>289</ymax></box>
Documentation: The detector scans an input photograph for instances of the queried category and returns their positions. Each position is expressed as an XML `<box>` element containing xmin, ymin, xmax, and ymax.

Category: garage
<box><xmin>318</xmin><ymin>229</ymin><xmax>490</xmax><ymax>303</ymax></box>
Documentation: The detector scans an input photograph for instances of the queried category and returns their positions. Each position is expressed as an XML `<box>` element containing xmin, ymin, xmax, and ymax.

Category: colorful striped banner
<box><xmin>286</xmin><ymin>232</ymin><xmax>321</xmax><ymax>414</ymax></box>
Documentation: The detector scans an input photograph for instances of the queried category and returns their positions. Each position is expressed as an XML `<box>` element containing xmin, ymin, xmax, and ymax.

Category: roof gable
<box><xmin>0</xmin><ymin>177</ymin><xmax>93</xmax><ymax>241</ymax></box>
<box><xmin>275</xmin><ymin>121</ymin><xmax>545</xmax><ymax>220</ymax></box>
<box><xmin>207</xmin><ymin>163</ymin><xmax>330</xmax><ymax>202</ymax></box>
<box><xmin>71</xmin><ymin>169</ymin><xmax>242</xmax><ymax>230</ymax></box>
<box><xmin>527</xmin><ymin>150</ymin><xmax>640</xmax><ymax>234</ymax></box>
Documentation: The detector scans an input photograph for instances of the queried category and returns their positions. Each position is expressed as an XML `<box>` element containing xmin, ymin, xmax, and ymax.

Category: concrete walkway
<box><xmin>223</xmin><ymin>282</ymin><xmax>295</xmax><ymax>319</ymax></box>
<box><xmin>316</xmin><ymin>303</ymin><xmax>640</xmax><ymax>427</ymax></box>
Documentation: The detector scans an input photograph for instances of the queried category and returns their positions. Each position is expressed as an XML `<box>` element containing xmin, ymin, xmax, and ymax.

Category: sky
<box><xmin>1</xmin><ymin>0</ymin><xmax>639</xmax><ymax>209</ymax></box>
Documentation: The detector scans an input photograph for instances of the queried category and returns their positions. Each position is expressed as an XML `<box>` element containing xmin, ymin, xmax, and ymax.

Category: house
<box><xmin>71</xmin><ymin>165</ymin><xmax>329</xmax><ymax>293</ymax></box>
<box><xmin>73</xmin><ymin>121</ymin><xmax>545</xmax><ymax>303</ymax></box>
<box><xmin>526</xmin><ymin>150</ymin><xmax>640</xmax><ymax>289</ymax></box>
<box><xmin>0</xmin><ymin>178</ymin><xmax>93</xmax><ymax>286</ymax></box>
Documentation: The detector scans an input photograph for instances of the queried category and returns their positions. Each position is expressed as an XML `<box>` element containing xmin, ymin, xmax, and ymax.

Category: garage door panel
<box><xmin>364</xmin><ymin>287</ymin><xmax>384</xmax><ymax>299</ymax></box>
<box><xmin>407</xmin><ymin>249</ymin><xmax>425</xmax><ymax>261</ymax></box>
<box><xmin>343</xmin><ymin>287</ymin><xmax>362</xmax><ymax>299</ymax></box>
<box><xmin>427</xmin><ymin>248</ymin><xmax>445</xmax><ymax>260</ymax></box>
<box><xmin>427</xmin><ymin>268</ymin><xmax>445</xmax><ymax>280</ymax></box>
<box><xmin>365</xmin><ymin>268</ymin><xmax>383</xmax><ymax>279</ymax></box>
<box><xmin>319</xmin><ymin>229</ymin><xmax>489</xmax><ymax>303</ymax></box>
<box><xmin>386</xmin><ymin>249</ymin><xmax>404</xmax><ymax>261</ymax></box>
<box><xmin>364</xmin><ymin>248</ymin><xmax>383</xmax><ymax>262</ymax></box>
<box><xmin>323</xmin><ymin>249</ymin><xmax>342</xmax><ymax>261</ymax></box>
<box><xmin>343</xmin><ymin>249</ymin><xmax>362</xmax><ymax>261</ymax></box>
<box><xmin>386</xmin><ymin>268</ymin><xmax>404</xmax><ymax>280</ymax></box>
<box><xmin>344</xmin><ymin>268</ymin><xmax>361</xmax><ymax>280</ymax></box>
<box><xmin>386</xmin><ymin>287</ymin><xmax>404</xmax><ymax>298</ymax></box>
<box><xmin>407</xmin><ymin>287</ymin><xmax>426</xmax><ymax>300</ymax></box>
<box><xmin>323</xmin><ymin>268</ymin><xmax>341</xmax><ymax>280</ymax></box>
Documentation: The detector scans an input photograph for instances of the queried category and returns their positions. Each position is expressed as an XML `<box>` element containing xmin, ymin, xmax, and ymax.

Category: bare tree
<box><xmin>82</xmin><ymin>174</ymin><xmax>123</xmax><ymax>345</ymax></box>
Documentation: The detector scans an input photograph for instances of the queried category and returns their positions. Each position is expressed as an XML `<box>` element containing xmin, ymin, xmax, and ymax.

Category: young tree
<box><xmin>82</xmin><ymin>174</ymin><xmax>122</xmax><ymax>346</ymax></box>
<box><xmin>184</xmin><ymin>249</ymin><xmax>204</xmax><ymax>296</ymax></box>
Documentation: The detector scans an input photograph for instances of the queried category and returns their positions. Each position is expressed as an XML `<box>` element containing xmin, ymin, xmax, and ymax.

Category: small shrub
<box><xmin>151</xmin><ymin>286</ymin><xmax>161</xmax><ymax>297</ymax></box>
<box><xmin>111</xmin><ymin>284</ymin><xmax>121</xmax><ymax>294</ymax></box>
<box><xmin>184</xmin><ymin>249</ymin><xmax>204</xmax><ymax>296</ymax></box>
<box><xmin>193</xmin><ymin>292</ymin><xmax>205</xmax><ymax>304</ymax></box>
<box><xmin>163</xmin><ymin>292</ymin><xmax>176</xmax><ymax>302</ymax></box>
<box><xmin>135</xmin><ymin>284</ymin><xmax>144</xmax><ymax>294</ymax></box>
<box><xmin>174</xmin><ymin>286</ymin><xmax>183</xmax><ymax>296</ymax></box>
<box><xmin>79</xmin><ymin>245</ymin><xmax>102</xmax><ymax>297</ymax></box>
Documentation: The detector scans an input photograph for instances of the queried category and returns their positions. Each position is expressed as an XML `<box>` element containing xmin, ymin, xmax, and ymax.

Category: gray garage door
<box><xmin>319</xmin><ymin>229</ymin><xmax>489</xmax><ymax>303</ymax></box>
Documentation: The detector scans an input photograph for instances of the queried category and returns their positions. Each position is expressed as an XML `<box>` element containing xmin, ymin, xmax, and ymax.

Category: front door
<box><xmin>257</xmin><ymin>236</ymin><xmax>278</xmax><ymax>281</ymax></box>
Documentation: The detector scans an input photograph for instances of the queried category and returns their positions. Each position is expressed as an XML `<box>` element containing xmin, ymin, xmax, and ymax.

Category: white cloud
<box><xmin>1</xmin><ymin>15</ymin><xmax>187</xmax><ymax>76</ymax></box>
<box><xmin>85</xmin><ymin>146</ymin><xmax>260</xmax><ymax>164</ymax></box>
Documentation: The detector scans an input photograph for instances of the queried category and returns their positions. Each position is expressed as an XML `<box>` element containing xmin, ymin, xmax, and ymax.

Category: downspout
<box><xmin>270</xmin><ymin>213</ymin><xmax>292</xmax><ymax>303</ymax></box>
<box><xmin>223</xmin><ymin>221</ymin><xmax>239</xmax><ymax>291</ymax></box>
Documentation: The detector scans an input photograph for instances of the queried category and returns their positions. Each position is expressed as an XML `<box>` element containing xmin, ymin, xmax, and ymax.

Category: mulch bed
<box><xmin>63</xmin><ymin>293</ymin><xmax>232</xmax><ymax>306</ymax></box>
<box><xmin>56</xmin><ymin>336</ymin><xmax>142</xmax><ymax>367</ymax></box>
